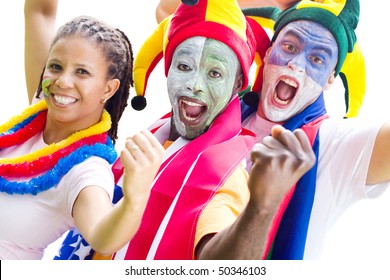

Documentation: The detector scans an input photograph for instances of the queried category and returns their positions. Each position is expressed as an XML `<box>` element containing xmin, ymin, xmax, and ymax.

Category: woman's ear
<box><xmin>104</xmin><ymin>78</ymin><xmax>120</xmax><ymax>100</ymax></box>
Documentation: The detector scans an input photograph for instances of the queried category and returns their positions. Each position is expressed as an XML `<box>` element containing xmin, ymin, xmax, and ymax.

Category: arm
<box><xmin>156</xmin><ymin>0</ymin><xmax>181</xmax><ymax>23</ymax></box>
<box><xmin>24</xmin><ymin>0</ymin><xmax>58</xmax><ymax>104</ymax></box>
<box><xmin>367</xmin><ymin>122</ymin><xmax>390</xmax><ymax>185</ymax></box>
<box><xmin>73</xmin><ymin>130</ymin><xmax>165</xmax><ymax>256</ymax></box>
<box><xmin>197</xmin><ymin>125</ymin><xmax>316</xmax><ymax>259</ymax></box>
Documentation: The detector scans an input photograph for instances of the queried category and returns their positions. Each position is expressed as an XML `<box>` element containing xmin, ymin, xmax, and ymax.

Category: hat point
<box><xmin>181</xmin><ymin>0</ymin><xmax>199</xmax><ymax>6</ymax></box>
<box><xmin>131</xmin><ymin>96</ymin><xmax>147</xmax><ymax>111</ymax></box>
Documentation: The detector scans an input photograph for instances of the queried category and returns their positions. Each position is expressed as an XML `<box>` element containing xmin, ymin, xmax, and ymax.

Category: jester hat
<box><xmin>131</xmin><ymin>0</ymin><xmax>270</xmax><ymax>110</ymax></box>
<box><xmin>245</xmin><ymin>0</ymin><xmax>366</xmax><ymax>118</ymax></box>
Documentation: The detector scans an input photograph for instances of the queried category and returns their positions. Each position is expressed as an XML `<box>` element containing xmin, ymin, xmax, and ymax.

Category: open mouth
<box><xmin>178</xmin><ymin>97</ymin><xmax>207</xmax><ymax>125</ymax></box>
<box><xmin>52</xmin><ymin>94</ymin><xmax>78</xmax><ymax>106</ymax></box>
<box><xmin>273</xmin><ymin>77</ymin><xmax>298</xmax><ymax>106</ymax></box>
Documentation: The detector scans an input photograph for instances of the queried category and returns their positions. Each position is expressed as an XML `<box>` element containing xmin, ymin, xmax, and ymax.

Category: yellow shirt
<box><xmin>194</xmin><ymin>164</ymin><xmax>249</xmax><ymax>254</ymax></box>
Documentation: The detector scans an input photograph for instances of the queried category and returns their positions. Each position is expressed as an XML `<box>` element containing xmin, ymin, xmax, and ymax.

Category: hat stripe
<box><xmin>205</xmin><ymin>0</ymin><xmax>247</xmax><ymax>41</ymax></box>
<box><xmin>297</xmin><ymin>0</ymin><xmax>346</xmax><ymax>16</ymax></box>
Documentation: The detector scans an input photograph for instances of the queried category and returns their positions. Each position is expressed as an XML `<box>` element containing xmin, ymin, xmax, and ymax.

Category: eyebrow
<box><xmin>176</xmin><ymin>48</ymin><xmax>193</xmax><ymax>57</ymax></box>
<box><xmin>284</xmin><ymin>29</ymin><xmax>335</xmax><ymax>57</ymax></box>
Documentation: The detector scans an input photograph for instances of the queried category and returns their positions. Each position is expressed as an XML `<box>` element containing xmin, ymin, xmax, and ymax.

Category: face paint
<box><xmin>41</xmin><ymin>77</ymin><xmax>51</xmax><ymax>96</ymax></box>
<box><xmin>261</xmin><ymin>63</ymin><xmax>323</xmax><ymax>122</ymax></box>
<box><xmin>260</xmin><ymin>20</ymin><xmax>338</xmax><ymax>122</ymax></box>
<box><xmin>167</xmin><ymin>36</ymin><xmax>240</xmax><ymax>139</ymax></box>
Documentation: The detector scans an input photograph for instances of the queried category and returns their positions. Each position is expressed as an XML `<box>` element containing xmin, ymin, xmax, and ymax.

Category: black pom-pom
<box><xmin>131</xmin><ymin>96</ymin><xmax>147</xmax><ymax>111</ymax></box>
<box><xmin>242</xmin><ymin>91</ymin><xmax>259</xmax><ymax>109</ymax></box>
<box><xmin>181</xmin><ymin>0</ymin><xmax>199</xmax><ymax>6</ymax></box>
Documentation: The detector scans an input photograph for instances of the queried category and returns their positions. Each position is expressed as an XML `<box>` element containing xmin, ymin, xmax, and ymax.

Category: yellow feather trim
<box><xmin>0</xmin><ymin>100</ymin><xmax>112</xmax><ymax>164</ymax></box>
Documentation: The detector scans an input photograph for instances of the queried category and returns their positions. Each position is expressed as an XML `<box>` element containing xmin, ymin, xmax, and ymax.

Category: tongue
<box><xmin>183</xmin><ymin>103</ymin><xmax>203</xmax><ymax>118</ymax></box>
<box><xmin>276</xmin><ymin>81</ymin><xmax>295</xmax><ymax>101</ymax></box>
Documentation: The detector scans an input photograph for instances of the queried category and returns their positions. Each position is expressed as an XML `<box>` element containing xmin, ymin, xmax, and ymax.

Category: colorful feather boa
<box><xmin>0</xmin><ymin>100</ymin><xmax>117</xmax><ymax>195</ymax></box>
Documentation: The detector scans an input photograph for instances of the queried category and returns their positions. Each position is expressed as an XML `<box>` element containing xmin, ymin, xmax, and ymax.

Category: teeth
<box><xmin>183</xmin><ymin>111</ymin><xmax>197</xmax><ymax>121</ymax></box>
<box><xmin>182</xmin><ymin>99</ymin><xmax>203</xmax><ymax>107</ymax></box>
<box><xmin>273</xmin><ymin>91</ymin><xmax>289</xmax><ymax>105</ymax></box>
<box><xmin>281</xmin><ymin>77</ymin><xmax>298</xmax><ymax>88</ymax></box>
<box><xmin>180</xmin><ymin>99</ymin><xmax>204</xmax><ymax>121</ymax></box>
<box><xmin>54</xmin><ymin>95</ymin><xmax>76</xmax><ymax>105</ymax></box>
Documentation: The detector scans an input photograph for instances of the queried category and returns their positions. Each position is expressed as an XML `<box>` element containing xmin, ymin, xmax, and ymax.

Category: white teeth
<box><xmin>54</xmin><ymin>95</ymin><xmax>77</xmax><ymax>105</ymax></box>
<box><xmin>281</xmin><ymin>77</ymin><xmax>298</xmax><ymax>88</ymax></box>
<box><xmin>182</xmin><ymin>99</ymin><xmax>203</xmax><ymax>107</ymax></box>
<box><xmin>273</xmin><ymin>91</ymin><xmax>289</xmax><ymax>105</ymax></box>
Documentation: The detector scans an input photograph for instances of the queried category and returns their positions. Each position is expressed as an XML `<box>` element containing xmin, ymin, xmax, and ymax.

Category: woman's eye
<box><xmin>49</xmin><ymin>64</ymin><xmax>62</xmax><ymax>71</ymax></box>
<box><xmin>76</xmin><ymin>69</ymin><xmax>89</xmax><ymax>75</ymax></box>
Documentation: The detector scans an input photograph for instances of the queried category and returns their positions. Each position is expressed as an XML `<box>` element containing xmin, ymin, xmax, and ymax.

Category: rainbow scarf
<box><xmin>241</xmin><ymin>94</ymin><xmax>327</xmax><ymax>259</ymax></box>
<box><xmin>0</xmin><ymin>100</ymin><xmax>117</xmax><ymax>195</ymax></box>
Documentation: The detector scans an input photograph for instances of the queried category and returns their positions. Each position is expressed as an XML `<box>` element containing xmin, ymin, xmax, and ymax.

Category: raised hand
<box><xmin>120</xmin><ymin>130</ymin><xmax>165</xmax><ymax>208</ymax></box>
<box><xmin>248</xmin><ymin>125</ymin><xmax>316</xmax><ymax>209</ymax></box>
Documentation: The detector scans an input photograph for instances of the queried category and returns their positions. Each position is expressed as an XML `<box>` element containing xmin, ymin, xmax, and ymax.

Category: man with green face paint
<box><xmin>166</xmin><ymin>36</ymin><xmax>243</xmax><ymax>140</ymax></box>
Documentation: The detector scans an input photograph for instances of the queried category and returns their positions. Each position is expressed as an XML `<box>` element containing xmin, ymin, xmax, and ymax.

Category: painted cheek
<box><xmin>306</xmin><ymin>65</ymin><xmax>329</xmax><ymax>87</ymax></box>
<box><xmin>41</xmin><ymin>77</ymin><xmax>51</xmax><ymax>96</ymax></box>
<box><xmin>267</xmin><ymin>47</ymin><xmax>289</xmax><ymax>66</ymax></box>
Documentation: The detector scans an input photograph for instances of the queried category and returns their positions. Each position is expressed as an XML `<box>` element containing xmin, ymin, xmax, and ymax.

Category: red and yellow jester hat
<box><xmin>131</xmin><ymin>0</ymin><xmax>270</xmax><ymax>110</ymax></box>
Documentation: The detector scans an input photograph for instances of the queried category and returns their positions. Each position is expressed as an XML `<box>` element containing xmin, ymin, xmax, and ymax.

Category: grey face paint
<box><xmin>167</xmin><ymin>36</ymin><xmax>241</xmax><ymax>139</ymax></box>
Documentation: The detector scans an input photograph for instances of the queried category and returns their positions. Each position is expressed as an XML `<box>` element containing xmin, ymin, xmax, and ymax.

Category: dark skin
<box><xmin>197</xmin><ymin>125</ymin><xmax>316</xmax><ymax>259</ymax></box>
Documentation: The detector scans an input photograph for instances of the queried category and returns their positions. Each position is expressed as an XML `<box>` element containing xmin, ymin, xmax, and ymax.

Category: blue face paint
<box><xmin>268</xmin><ymin>20</ymin><xmax>338</xmax><ymax>87</ymax></box>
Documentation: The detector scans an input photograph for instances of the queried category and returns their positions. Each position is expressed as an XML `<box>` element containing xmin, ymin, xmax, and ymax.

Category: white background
<box><xmin>1</xmin><ymin>0</ymin><xmax>390</xmax><ymax>261</ymax></box>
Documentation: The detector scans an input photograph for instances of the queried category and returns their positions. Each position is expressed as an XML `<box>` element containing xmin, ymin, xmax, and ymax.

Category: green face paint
<box><xmin>41</xmin><ymin>77</ymin><xmax>51</xmax><ymax>96</ymax></box>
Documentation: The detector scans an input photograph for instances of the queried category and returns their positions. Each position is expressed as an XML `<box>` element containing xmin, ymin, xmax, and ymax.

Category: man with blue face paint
<box><xmin>240</xmin><ymin>0</ymin><xmax>390</xmax><ymax>259</ymax></box>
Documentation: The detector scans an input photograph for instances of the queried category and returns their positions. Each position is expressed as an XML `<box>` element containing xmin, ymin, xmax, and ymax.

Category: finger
<box><xmin>130</xmin><ymin>131</ymin><xmax>164</xmax><ymax>164</ymax></box>
<box><xmin>272</xmin><ymin>128</ymin><xmax>305</xmax><ymax>156</ymax></box>
<box><xmin>141</xmin><ymin>130</ymin><xmax>165</xmax><ymax>152</ymax></box>
<box><xmin>124</xmin><ymin>138</ymin><xmax>143</xmax><ymax>160</ymax></box>
<box><xmin>271</xmin><ymin>124</ymin><xmax>285</xmax><ymax>139</ymax></box>
<box><xmin>293</xmin><ymin>129</ymin><xmax>313</xmax><ymax>154</ymax></box>
<box><xmin>120</xmin><ymin>146</ymin><xmax>137</xmax><ymax>169</ymax></box>
<box><xmin>250</xmin><ymin>143</ymin><xmax>273</xmax><ymax>165</ymax></box>
<box><xmin>293</xmin><ymin>129</ymin><xmax>316</xmax><ymax>167</ymax></box>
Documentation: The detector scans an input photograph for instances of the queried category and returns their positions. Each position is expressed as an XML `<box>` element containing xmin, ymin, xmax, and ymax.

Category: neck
<box><xmin>43</xmin><ymin>113</ymin><xmax>103</xmax><ymax>144</ymax></box>
<box><xmin>168</xmin><ymin>117</ymin><xmax>180</xmax><ymax>142</ymax></box>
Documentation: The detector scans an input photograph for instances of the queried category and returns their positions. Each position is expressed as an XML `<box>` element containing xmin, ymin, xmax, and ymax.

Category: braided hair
<box><xmin>37</xmin><ymin>15</ymin><xmax>134</xmax><ymax>144</ymax></box>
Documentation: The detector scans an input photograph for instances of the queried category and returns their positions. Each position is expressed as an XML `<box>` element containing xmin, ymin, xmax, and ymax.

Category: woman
<box><xmin>0</xmin><ymin>14</ymin><xmax>165</xmax><ymax>259</ymax></box>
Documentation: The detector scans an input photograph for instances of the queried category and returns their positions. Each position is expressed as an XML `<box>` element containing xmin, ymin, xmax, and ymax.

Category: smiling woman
<box><xmin>0</xmin><ymin>3</ymin><xmax>166</xmax><ymax>260</ymax></box>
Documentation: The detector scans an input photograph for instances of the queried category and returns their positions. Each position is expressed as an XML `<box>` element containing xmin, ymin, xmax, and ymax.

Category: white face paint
<box><xmin>260</xmin><ymin>63</ymin><xmax>323</xmax><ymax>122</ymax></box>
<box><xmin>167</xmin><ymin>36</ymin><xmax>241</xmax><ymax>139</ymax></box>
